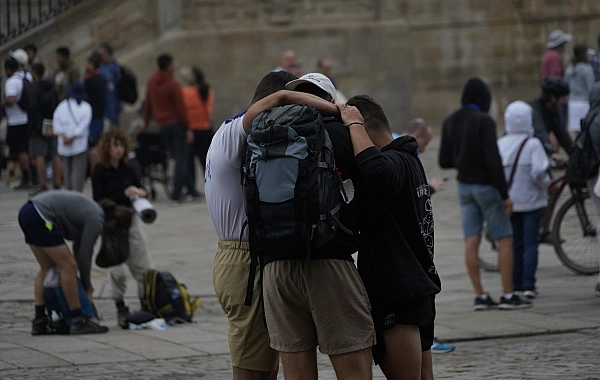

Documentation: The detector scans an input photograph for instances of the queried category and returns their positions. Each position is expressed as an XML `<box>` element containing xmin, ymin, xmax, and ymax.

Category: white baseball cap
<box><xmin>286</xmin><ymin>73</ymin><xmax>337</xmax><ymax>103</ymax></box>
<box><xmin>9</xmin><ymin>49</ymin><xmax>28</xmax><ymax>66</ymax></box>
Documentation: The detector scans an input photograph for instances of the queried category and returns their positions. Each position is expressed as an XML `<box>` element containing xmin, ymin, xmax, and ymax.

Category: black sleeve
<box><xmin>481</xmin><ymin>119</ymin><xmax>509</xmax><ymax>199</ymax></box>
<box><xmin>552</xmin><ymin>122</ymin><xmax>574</xmax><ymax>155</ymax></box>
<box><xmin>355</xmin><ymin>146</ymin><xmax>404</xmax><ymax>195</ymax></box>
<box><xmin>90</xmin><ymin>164</ymin><xmax>106</xmax><ymax>202</ymax></box>
<box><xmin>438</xmin><ymin>119</ymin><xmax>454</xmax><ymax>169</ymax></box>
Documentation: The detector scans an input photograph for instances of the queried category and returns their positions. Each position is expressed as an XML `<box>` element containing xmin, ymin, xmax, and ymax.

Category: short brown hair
<box><xmin>97</xmin><ymin>128</ymin><xmax>131</xmax><ymax>168</ymax></box>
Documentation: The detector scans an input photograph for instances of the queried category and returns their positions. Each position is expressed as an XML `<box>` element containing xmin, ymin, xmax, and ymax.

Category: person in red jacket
<box><xmin>138</xmin><ymin>54</ymin><xmax>200</xmax><ymax>202</ymax></box>
<box><xmin>180</xmin><ymin>66</ymin><xmax>214</xmax><ymax>189</ymax></box>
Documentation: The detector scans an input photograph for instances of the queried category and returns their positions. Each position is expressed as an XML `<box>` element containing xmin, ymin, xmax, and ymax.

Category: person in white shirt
<box><xmin>2</xmin><ymin>56</ymin><xmax>33</xmax><ymax>189</ymax></box>
<box><xmin>498</xmin><ymin>100</ymin><xmax>550</xmax><ymax>299</ymax></box>
<box><xmin>52</xmin><ymin>81</ymin><xmax>91</xmax><ymax>192</ymax></box>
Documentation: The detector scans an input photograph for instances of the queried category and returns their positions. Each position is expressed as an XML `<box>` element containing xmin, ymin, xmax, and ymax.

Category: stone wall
<box><xmin>2</xmin><ymin>0</ymin><xmax>600</xmax><ymax>132</ymax></box>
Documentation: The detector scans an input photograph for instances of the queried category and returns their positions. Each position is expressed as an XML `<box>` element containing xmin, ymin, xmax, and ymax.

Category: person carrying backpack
<box><xmin>244</xmin><ymin>74</ymin><xmax>375</xmax><ymax>379</ymax></box>
<box><xmin>28</xmin><ymin>63</ymin><xmax>61</xmax><ymax>195</ymax></box>
<box><xmin>2</xmin><ymin>55</ymin><xmax>33</xmax><ymax>189</ymax></box>
<box><xmin>582</xmin><ymin>82</ymin><xmax>600</xmax><ymax>296</ymax></box>
<box><xmin>99</xmin><ymin>44</ymin><xmax>122</xmax><ymax>127</ymax></box>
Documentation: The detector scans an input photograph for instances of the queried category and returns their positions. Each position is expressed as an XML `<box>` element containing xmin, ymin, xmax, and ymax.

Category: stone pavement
<box><xmin>0</xmin><ymin>135</ymin><xmax>599</xmax><ymax>379</ymax></box>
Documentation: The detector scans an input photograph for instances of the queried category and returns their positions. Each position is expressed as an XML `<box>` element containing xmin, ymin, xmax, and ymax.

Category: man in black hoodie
<box><xmin>341</xmin><ymin>95</ymin><xmax>441</xmax><ymax>380</ymax></box>
<box><xmin>439</xmin><ymin>77</ymin><xmax>531</xmax><ymax>311</ymax></box>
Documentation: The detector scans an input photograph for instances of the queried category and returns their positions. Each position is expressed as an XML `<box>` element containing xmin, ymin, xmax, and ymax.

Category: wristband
<box><xmin>342</xmin><ymin>121</ymin><xmax>365</xmax><ymax>128</ymax></box>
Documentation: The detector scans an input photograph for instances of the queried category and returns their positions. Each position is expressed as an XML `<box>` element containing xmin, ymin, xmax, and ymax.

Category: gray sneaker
<box><xmin>70</xmin><ymin>315</ymin><xmax>109</xmax><ymax>334</ymax></box>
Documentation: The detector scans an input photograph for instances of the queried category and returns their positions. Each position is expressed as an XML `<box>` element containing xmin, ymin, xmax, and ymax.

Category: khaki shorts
<box><xmin>213</xmin><ymin>240</ymin><xmax>278</xmax><ymax>372</ymax></box>
<box><xmin>263</xmin><ymin>259</ymin><xmax>375</xmax><ymax>355</ymax></box>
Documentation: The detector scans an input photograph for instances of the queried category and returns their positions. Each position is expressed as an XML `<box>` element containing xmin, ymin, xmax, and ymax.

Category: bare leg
<box><xmin>379</xmin><ymin>324</ymin><xmax>422</xmax><ymax>380</ymax></box>
<box><xmin>280</xmin><ymin>350</ymin><xmax>318</xmax><ymax>380</ymax></box>
<box><xmin>34</xmin><ymin>156</ymin><xmax>47</xmax><ymax>188</ymax></box>
<box><xmin>421</xmin><ymin>349</ymin><xmax>434</xmax><ymax>380</ymax></box>
<box><xmin>231</xmin><ymin>367</ymin><xmax>278</xmax><ymax>380</ymax></box>
<box><xmin>52</xmin><ymin>155</ymin><xmax>62</xmax><ymax>187</ymax></box>
<box><xmin>465</xmin><ymin>235</ymin><xmax>484</xmax><ymax>296</ymax></box>
<box><xmin>330</xmin><ymin>347</ymin><xmax>372</xmax><ymax>380</ymax></box>
<box><xmin>497</xmin><ymin>236</ymin><xmax>514</xmax><ymax>294</ymax></box>
<box><xmin>31</xmin><ymin>245</ymin><xmax>81</xmax><ymax>310</ymax></box>
<box><xmin>17</xmin><ymin>151</ymin><xmax>29</xmax><ymax>174</ymax></box>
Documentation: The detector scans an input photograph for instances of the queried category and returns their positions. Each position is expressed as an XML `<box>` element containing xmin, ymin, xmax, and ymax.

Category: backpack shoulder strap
<box><xmin>506</xmin><ymin>137</ymin><xmax>529</xmax><ymax>190</ymax></box>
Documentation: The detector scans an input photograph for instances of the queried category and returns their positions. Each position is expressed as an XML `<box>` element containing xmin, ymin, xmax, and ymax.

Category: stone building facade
<box><xmin>2</xmin><ymin>0</ymin><xmax>600</xmax><ymax>131</ymax></box>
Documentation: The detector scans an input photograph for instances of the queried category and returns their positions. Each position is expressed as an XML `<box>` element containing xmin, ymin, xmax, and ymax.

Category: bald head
<box><xmin>403</xmin><ymin>118</ymin><xmax>433</xmax><ymax>154</ymax></box>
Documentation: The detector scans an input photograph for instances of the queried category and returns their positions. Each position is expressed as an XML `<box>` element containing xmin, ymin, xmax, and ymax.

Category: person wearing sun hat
<box><xmin>541</xmin><ymin>29</ymin><xmax>572</xmax><ymax>80</ymax></box>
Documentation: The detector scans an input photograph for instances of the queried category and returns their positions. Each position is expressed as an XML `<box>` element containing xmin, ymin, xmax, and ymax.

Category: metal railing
<box><xmin>1</xmin><ymin>0</ymin><xmax>87</xmax><ymax>45</ymax></box>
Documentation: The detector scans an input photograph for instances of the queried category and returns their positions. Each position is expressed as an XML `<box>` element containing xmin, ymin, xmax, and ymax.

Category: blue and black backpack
<box><xmin>241</xmin><ymin>104</ymin><xmax>351</xmax><ymax>305</ymax></box>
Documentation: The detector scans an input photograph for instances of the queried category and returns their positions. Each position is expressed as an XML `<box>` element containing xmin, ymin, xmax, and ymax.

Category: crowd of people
<box><xmin>4</xmin><ymin>27</ymin><xmax>600</xmax><ymax>379</ymax></box>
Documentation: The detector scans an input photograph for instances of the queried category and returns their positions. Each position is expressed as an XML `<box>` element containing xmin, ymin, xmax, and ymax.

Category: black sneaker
<box><xmin>499</xmin><ymin>293</ymin><xmax>533</xmax><ymax>310</ymax></box>
<box><xmin>31</xmin><ymin>316</ymin><xmax>49</xmax><ymax>335</ymax></box>
<box><xmin>70</xmin><ymin>315</ymin><xmax>109</xmax><ymax>334</ymax></box>
<box><xmin>473</xmin><ymin>293</ymin><xmax>498</xmax><ymax>311</ymax></box>
<box><xmin>117</xmin><ymin>306</ymin><xmax>131</xmax><ymax>329</ymax></box>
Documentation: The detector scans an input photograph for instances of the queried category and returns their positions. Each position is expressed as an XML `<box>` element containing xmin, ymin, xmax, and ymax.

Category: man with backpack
<box><xmin>2</xmin><ymin>56</ymin><xmax>33</xmax><ymax>189</ymax></box>
<box><xmin>242</xmin><ymin>73</ymin><xmax>374</xmax><ymax>379</ymax></box>
<box><xmin>29</xmin><ymin>63</ymin><xmax>61</xmax><ymax>194</ymax></box>
<box><xmin>99</xmin><ymin>44</ymin><xmax>122</xmax><ymax>127</ymax></box>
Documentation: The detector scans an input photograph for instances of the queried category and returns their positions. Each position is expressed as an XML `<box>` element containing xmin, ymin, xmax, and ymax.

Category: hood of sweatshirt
<box><xmin>461</xmin><ymin>78</ymin><xmax>491</xmax><ymax>113</ymax></box>
<box><xmin>565</xmin><ymin>62</ymin><xmax>588</xmax><ymax>80</ymax></box>
<box><xmin>504</xmin><ymin>100</ymin><xmax>534</xmax><ymax>137</ymax></box>
<box><xmin>385</xmin><ymin>135</ymin><xmax>420</xmax><ymax>157</ymax></box>
<box><xmin>153</xmin><ymin>70</ymin><xmax>176</xmax><ymax>85</ymax></box>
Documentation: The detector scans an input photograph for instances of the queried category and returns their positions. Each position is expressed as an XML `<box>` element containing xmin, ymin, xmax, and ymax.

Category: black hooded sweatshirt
<box><xmin>439</xmin><ymin>78</ymin><xmax>509</xmax><ymax>200</ymax></box>
<box><xmin>356</xmin><ymin>136</ymin><xmax>441</xmax><ymax>312</ymax></box>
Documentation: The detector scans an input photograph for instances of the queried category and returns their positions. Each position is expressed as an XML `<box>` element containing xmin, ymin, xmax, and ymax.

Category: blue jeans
<box><xmin>511</xmin><ymin>209</ymin><xmax>543</xmax><ymax>291</ymax></box>
<box><xmin>160</xmin><ymin>122</ymin><xmax>198</xmax><ymax>199</ymax></box>
<box><xmin>457</xmin><ymin>182</ymin><xmax>513</xmax><ymax>239</ymax></box>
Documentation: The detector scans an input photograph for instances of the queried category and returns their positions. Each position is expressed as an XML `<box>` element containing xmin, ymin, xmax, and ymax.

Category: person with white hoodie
<box><xmin>52</xmin><ymin>81</ymin><xmax>91</xmax><ymax>192</ymax></box>
<box><xmin>498</xmin><ymin>101</ymin><xmax>550</xmax><ymax>299</ymax></box>
<box><xmin>565</xmin><ymin>45</ymin><xmax>595</xmax><ymax>134</ymax></box>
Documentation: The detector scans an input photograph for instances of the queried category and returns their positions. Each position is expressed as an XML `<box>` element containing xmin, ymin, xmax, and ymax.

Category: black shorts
<box><xmin>6</xmin><ymin>124</ymin><xmax>29</xmax><ymax>155</ymax></box>
<box><xmin>18</xmin><ymin>202</ymin><xmax>65</xmax><ymax>247</ymax></box>
<box><xmin>373</xmin><ymin>295</ymin><xmax>436</xmax><ymax>364</ymax></box>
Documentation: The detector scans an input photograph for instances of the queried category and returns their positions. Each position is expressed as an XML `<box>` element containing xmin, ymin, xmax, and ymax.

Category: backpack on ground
<box><xmin>567</xmin><ymin>114</ymin><xmax>600</xmax><ymax>185</ymax></box>
<box><xmin>43</xmin><ymin>266</ymin><xmax>98</xmax><ymax>333</ymax></box>
<box><xmin>141</xmin><ymin>269</ymin><xmax>200</xmax><ymax>323</ymax></box>
<box><xmin>118</xmin><ymin>65</ymin><xmax>138</xmax><ymax>104</ymax></box>
<box><xmin>241</xmin><ymin>104</ymin><xmax>351</xmax><ymax>304</ymax></box>
<box><xmin>17</xmin><ymin>75</ymin><xmax>33</xmax><ymax>112</ymax></box>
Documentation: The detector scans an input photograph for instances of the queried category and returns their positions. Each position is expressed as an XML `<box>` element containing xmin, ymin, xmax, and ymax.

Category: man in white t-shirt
<box><xmin>207</xmin><ymin>71</ymin><xmax>361</xmax><ymax>379</ymax></box>
<box><xmin>2</xmin><ymin>57</ymin><xmax>33</xmax><ymax>189</ymax></box>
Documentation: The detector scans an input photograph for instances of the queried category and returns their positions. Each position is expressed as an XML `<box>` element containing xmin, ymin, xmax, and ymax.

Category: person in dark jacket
<box><xmin>340</xmin><ymin>95</ymin><xmax>440</xmax><ymax>380</ymax></box>
<box><xmin>439</xmin><ymin>77</ymin><xmax>531</xmax><ymax>311</ymax></box>
<box><xmin>29</xmin><ymin>63</ymin><xmax>61</xmax><ymax>194</ymax></box>
<box><xmin>583</xmin><ymin>82</ymin><xmax>600</xmax><ymax>297</ymax></box>
<box><xmin>530</xmin><ymin>76</ymin><xmax>572</xmax><ymax>243</ymax></box>
<box><xmin>83</xmin><ymin>50</ymin><xmax>106</xmax><ymax>171</ymax></box>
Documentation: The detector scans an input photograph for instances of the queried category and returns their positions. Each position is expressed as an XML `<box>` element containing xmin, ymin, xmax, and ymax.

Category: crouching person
<box><xmin>18</xmin><ymin>190</ymin><xmax>131</xmax><ymax>335</ymax></box>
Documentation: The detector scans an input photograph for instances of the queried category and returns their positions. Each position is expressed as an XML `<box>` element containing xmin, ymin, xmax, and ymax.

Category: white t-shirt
<box><xmin>52</xmin><ymin>99</ymin><xmax>92</xmax><ymax>156</ymax></box>
<box><xmin>4</xmin><ymin>71</ymin><xmax>29</xmax><ymax>126</ymax></box>
<box><xmin>205</xmin><ymin>111</ymin><xmax>248</xmax><ymax>241</ymax></box>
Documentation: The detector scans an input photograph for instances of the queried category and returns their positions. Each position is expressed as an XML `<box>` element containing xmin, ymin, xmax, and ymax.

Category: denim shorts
<box><xmin>457</xmin><ymin>182</ymin><xmax>513</xmax><ymax>239</ymax></box>
<box><xmin>18</xmin><ymin>202</ymin><xmax>65</xmax><ymax>247</ymax></box>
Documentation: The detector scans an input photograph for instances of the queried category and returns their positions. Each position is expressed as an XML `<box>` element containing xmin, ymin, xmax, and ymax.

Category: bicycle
<box><xmin>479</xmin><ymin>173</ymin><xmax>599</xmax><ymax>275</ymax></box>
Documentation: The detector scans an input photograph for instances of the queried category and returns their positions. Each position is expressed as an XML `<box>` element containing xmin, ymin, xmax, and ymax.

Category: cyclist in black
<box><xmin>530</xmin><ymin>77</ymin><xmax>572</xmax><ymax>244</ymax></box>
<box><xmin>529</xmin><ymin>76</ymin><xmax>572</xmax><ymax>167</ymax></box>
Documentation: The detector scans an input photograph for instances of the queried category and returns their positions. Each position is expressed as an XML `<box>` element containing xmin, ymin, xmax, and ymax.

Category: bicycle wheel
<box><xmin>479</xmin><ymin>226</ymin><xmax>499</xmax><ymax>272</ymax></box>
<box><xmin>552</xmin><ymin>191</ymin><xmax>599</xmax><ymax>275</ymax></box>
